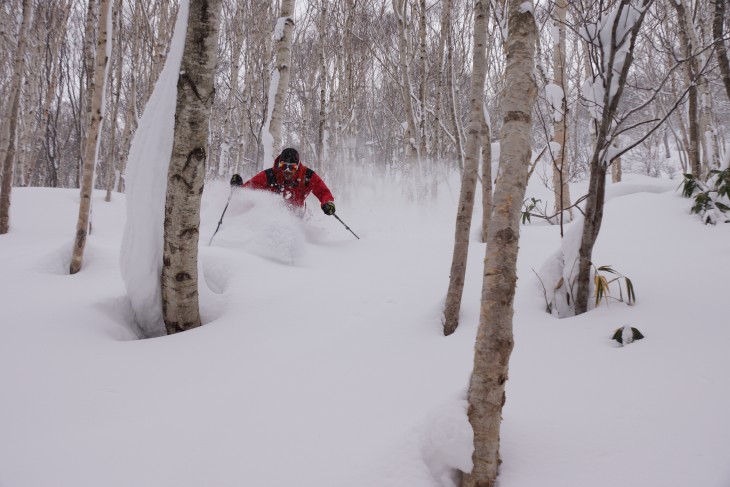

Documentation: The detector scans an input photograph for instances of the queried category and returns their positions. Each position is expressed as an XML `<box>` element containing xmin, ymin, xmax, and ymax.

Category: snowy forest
<box><xmin>1</xmin><ymin>0</ymin><xmax>729</xmax><ymax>486</ymax></box>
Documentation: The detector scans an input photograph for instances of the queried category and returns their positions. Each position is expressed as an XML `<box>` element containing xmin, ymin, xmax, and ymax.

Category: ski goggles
<box><xmin>278</xmin><ymin>161</ymin><xmax>298</xmax><ymax>171</ymax></box>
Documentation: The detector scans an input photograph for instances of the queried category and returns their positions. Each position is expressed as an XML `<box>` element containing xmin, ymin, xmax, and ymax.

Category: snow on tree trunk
<box><xmin>0</xmin><ymin>0</ymin><xmax>32</xmax><ymax>234</ymax></box>
<box><xmin>461</xmin><ymin>0</ymin><xmax>536</xmax><ymax>484</ymax></box>
<box><xmin>443</xmin><ymin>0</ymin><xmax>489</xmax><ymax>336</ymax></box>
<box><xmin>161</xmin><ymin>0</ymin><xmax>222</xmax><ymax>334</ymax></box>
<box><xmin>263</xmin><ymin>0</ymin><xmax>295</xmax><ymax>166</ymax></box>
<box><xmin>119</xmin><ymin>1</ymin><xmax>190</xmax><ymax>338</ymax></box>
<box><xmin>573</xmin><ymin>1</ymin><xmax>649</xmax><ymax>315</ymax></box>
<box><xmin>70</xmin><ymin>0</ymin><xmax>112</xmax><ymax>274</ymax></box>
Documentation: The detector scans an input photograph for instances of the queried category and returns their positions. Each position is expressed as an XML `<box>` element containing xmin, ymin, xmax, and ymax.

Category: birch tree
<box><xmin>573</xmin><ymin>1</ymin><xmax>650</xmax><ymax>314</ymax></box>
<box><xmin>104</xmin><ymin>0</ymin><xmax>123</xmax><ymax>201</ymax></box>
<box><xmin>263</xmin><ymin>0</ymin><xmax>295</xmax><ymax>165</ymax></box>
<box><xmin>316</xmin><ymin>0</ymin><xmax>327</xmax><ymax>161</ymax></box>
<box><xmin>549</xmin><ymin>0</ymin><xmax>572</xmax><ymax>226</ymax></box>
<box><xmin>462</xmin><ymin>0</ymin><xmax>537</xmax><ymax>483</ymax></box>
<box><xmin>443</xmin><ymin>0</ymin><xmax>489</xmax><ymax>336</ymax></box>
<box><xmin>69</xmin><ymin>0</ymin><xmax>112</xmax><ymax>274</ymax></box>
<box><xmin>0</xmin><ymin>0</ymin><xmax>32</xmax><ymax>234</ymax></box>
<box><xmin>161</xmin><ymin>0</ymin><xmax>223</xmax><ymax>334</ymax></box>
<box><xmin>393</xmin><ymin>0</ymin><xmax>419</xmax><ymax>161</ymax></box>
<box><xmin>714</xmin><ymin>0</ymin><xmax>730</xmax><ymax>103</ymax></box>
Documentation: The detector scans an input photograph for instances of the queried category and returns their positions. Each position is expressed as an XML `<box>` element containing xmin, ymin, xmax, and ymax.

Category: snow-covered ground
<box><xmin>1</xmin><ymin>169</ymin><xmax>728</xmax><ymax>487</ymax></box>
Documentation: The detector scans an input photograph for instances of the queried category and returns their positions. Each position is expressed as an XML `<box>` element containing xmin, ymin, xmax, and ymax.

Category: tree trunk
<box><xmin>480</xmin><ymin>114</ymin><xmax>492</xmax><ymax>243</ymax></box>
<box><xmin>105</xmin><ymin>0</ymin><xmax>123</xmax><ymax>202</ymax></box>
<box><xmin>161</xmin><ymin>0</ymin><xmax>222</xmax><ymax>334</ymax></box>
<box><xmin>263</xmin><ymin>0</ymin><xmax>295</xmax><ymax>165</ymax></box>
<box><xmin>673</xmin><ymin>0</ymin><xmax>701</xmax><ymax>177</ymax></box>
<box><xmin>714</xmin><ymin>0</ymin><xmax>730</xmax><ymax>103</ymax></box>
<box><xmin>550</xmin><ymin>0</ymin><xmax>572</xmax><ymax>228</ymax></box>
<box><xmin>418</xmin><ymin>0</ymin><xmax>428</xmax><ymax>159</ymax></box>
<box><xmin>70</xmin><ymin>0</ymin><xmax>112</xmax><ymax>274</ymax></box>
<box><xmin>447</xmin><ymin>27</ymin><xmax>465</xmax><ymax>170</ymax></box>
<box><xmin>443</xmin><ymin>0</ymin><xmax>489</xmax><ymax>336</ymax></box>
<box><xmin>316</xmin><ymin>0</ymin><xmax>327</xmax><ymax>162</ymax></box>
<box><xmin>611</xmin><ymin>139</ymin><xmax>622</xmax><ymax>183</ymax></box>
<box><xmin>433</xmin><ymin>0</ymin><xmax>453</xmax><ymax>163</ymax></box>
<box><xmin>0</xmin><ymin>0</ymin><xmax>32</xmax><ymax>234</ymax></box>
<box><xmin>393</xmin><ymin>0</ymin><xmax>419</xmax><ymax>161</ymax></box>
<box><xmin>573</xmin><ymin>1</ymin><xmax>649</xmax><ymax>315</ymax></box>
<box><xmin>461</xmin><ymin>0</ymin><xmax>536</xmax><ymax>484</ymax></box>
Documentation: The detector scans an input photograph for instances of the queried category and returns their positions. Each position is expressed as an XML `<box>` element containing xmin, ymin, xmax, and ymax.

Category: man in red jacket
<box><xmin>230</xmin><ymin>148</ymin><xmax>335</xmax><ymax>216</ymax></box>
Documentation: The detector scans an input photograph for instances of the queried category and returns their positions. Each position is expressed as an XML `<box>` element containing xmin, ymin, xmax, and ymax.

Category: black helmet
<box><xmin>280</xmin><ymin>148</ymin><xmax>299</xmax><ymax>165</ymax></box>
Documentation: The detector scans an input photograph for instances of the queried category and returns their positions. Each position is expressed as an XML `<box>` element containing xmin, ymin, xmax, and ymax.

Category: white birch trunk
<box><xmin>69</xmin><ymin>0</ymin><xmax>111</xmax><ymax>273</ymax></box>
<box><xmin>0</xmin><ymin>0</ymin><xmax>32</xmax><ymax>234</ymax></box>
<box><xmin>443</xmin><ymin>0</ymin><xmax>489</xmax><ymax>336</ymax></box>
<box><xmin>316</xmin><ymin>0</ymin><xmax>327</xmax><ymax>162</ymax></box>
<box><xmin>161</xmin><ymin>0</ymin><xmax>223</xmax><ymax>334</ymax></box>
<box><xmin>393</xmin><ymin>0</ymin><xmax>419</xmax><ymax>161</ymax></box>
<box><xmin>105</xmin><ymin>0</ymin><xmax>123</xmax><ymax>201</ymax></box>
<box><xmin>264</xmin><ymin>0</ymin><xmax>295</xmax><ymax>165</ymax></box>
<box><xmin>550</xmin><ymin>0</ymin><xmax>572</xmax><ymax>224</ymax></box>
<box><xmin>462</xmin><ymin>0</ymin><xmax>537</xmax><ymax>484</ymax></box>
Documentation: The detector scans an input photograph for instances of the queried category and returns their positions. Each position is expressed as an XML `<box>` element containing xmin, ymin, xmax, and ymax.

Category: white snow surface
<box><xmin>2</xmin><ymin>168</ymin><xmax>730</xmax><ymax>487</ymax></box>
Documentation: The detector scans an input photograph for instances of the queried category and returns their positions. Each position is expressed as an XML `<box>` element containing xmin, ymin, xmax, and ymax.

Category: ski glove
<box><xmin>230</xmin><ymin>174</ymin><xmax>243</xmax><ymax>187</ymax></box>
<box><xmin>322</xmin><ymin>201</ymin><xmax>336</xmax><ymax>215</ymax></box>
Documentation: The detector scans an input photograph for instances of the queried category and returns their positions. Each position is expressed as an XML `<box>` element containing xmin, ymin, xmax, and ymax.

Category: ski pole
<box><xmin>333</xmin><ymin>213</ymin><xmax>360</xmax><ymax>239</ymax></box>
<box><xmin>209</xmin><ymin>189</ymin><xmax>233</xmax><ymax>246</ymax></box>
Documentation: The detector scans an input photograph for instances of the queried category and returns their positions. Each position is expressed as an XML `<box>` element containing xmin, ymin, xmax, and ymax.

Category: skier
<box><xmin>230</xmin><ymin>148</ymin><xmax>335</xmax><ymax>217</ymax></box>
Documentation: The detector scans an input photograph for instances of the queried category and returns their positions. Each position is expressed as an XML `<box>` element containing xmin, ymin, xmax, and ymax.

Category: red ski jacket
<box><xmin>242</xmin><ymin>162</ymin><xmax>334</xmax><ymax>209</ymax></box>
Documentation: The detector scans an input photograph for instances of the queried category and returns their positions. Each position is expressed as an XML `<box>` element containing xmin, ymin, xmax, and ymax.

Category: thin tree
<box><xmin>104</xmin><ymin>0</ymin><xmax>123</xmax><ymax>202</ymax></box>
<box><xmin>714</xmin><ymin>0</ymin><xmax>730</xmax><ymax>103</ymax></box>
<box><xmin>550</xmin><ymin>0</ymin><xmax>572</xmax><ymax>230</ymax></box>
<box><xmin>316</xmin><ymin>0</ymin><xmax>327</xmax><ymax>162</ymax></box>
<box><xmin>462</xmin><ymin>0</ymin><xmax>537</xmax><ymax>483</ymax></box>
<box><xmin>0</xmin><ymin>0</ymin><xmax>32</xmax><ymax>234</ymax></box>
<box><xmin>443</xmin><ymin>0</ymin><xmax>490</xmax><ymax>336</ymax></box>
<box><xmin>393</xmin><ymin>0</ymin><xmax>419</xmax><ymax>161</ymax></box>
<box><xmin>69</xmin><ymin>0</ymin><xmax>112</xmax><ymax>274</ymax></box>
<box><xmin>161</xmin><ymin>0</ymin><xmax>223</xmax><ymax>334</ymax></box>
<box><xmin>573</xmin><ymin>0</ymin><xmax>651</xmax><ymax>314</ymax></box>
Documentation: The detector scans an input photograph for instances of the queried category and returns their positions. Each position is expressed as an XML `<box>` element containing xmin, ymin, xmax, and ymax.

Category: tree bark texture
<box><xmin>461</xmin><ymin>0</ymin><xmax>536</xmax><ymax>484</ymax></box>
<box><xmin>161</xmin><ymin>0</ymin><xmax>222</xmax><ymax>334</ymax></box>
<box><xmin>673</xmin><ymin>0</ymin><xmax>701</xmax><ymax>177</ymax></box>
<box><xmin>105</xmin><ymin>0</ymin><xmax>124</xmax><ymax>202</ymax></box>
<box><xmin>69</xmin><ymin>0</ymin><xmax>111</xmax><ymax>273</ymax></box>
<box><xmin>265</xmin><ymin>0</ymin><xmax>294</xmax><ymax>162</ymax></box>
<box><xmin>0</xmin><ymin>0</ymin><xmax>32</xmax><ymax>234</ymax></box>
<box><xmin>550</xmin><ymin>0</ymin><xmax>572</xmax><ymax>224</ymax></box>
<box><xmin>480</xmin><ymin>114</ymin><xmax>492</xmax><ymax>243</ymax></box>
<box><xmin>443</xmin><ymin>0</ymin><xmax>489</xmax><ymax>336</ymax></box>
<box><xmin>433</xmin><ymin>0</ymin><xmax>453</xmax><ymax>163</ymax></box>
<box><xmin>393</xmin><ymin>0</ymin><xmax>419</xmax><ymax>160</ymax></box>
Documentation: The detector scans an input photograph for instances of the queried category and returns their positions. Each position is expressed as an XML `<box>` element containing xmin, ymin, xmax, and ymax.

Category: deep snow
<box><xmin>1</xmin><ymin>168</ymin><xmax>729</xmax><ymax>487</ymax></box>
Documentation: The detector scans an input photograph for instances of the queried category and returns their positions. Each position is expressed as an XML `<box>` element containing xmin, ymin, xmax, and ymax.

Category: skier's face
<box><xmin>279</xmin><ymin>161</ymin><xmax>298</xmax><ymax>181</ymax></box>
